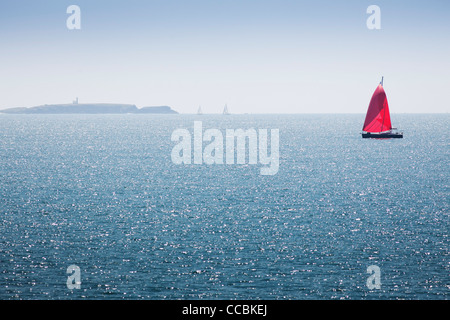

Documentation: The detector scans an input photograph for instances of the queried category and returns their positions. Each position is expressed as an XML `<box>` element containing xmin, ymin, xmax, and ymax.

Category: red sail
<box><xmin>362</xmin><ymin>84</ymin><xmax>392</xmax><ymax>132</ymax></box>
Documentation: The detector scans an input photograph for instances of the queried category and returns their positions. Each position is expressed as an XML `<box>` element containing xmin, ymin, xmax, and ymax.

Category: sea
<box><xmin>0</xmin><ymin>114</ymin><xmax>448</xmax><ymax>300</ymax></box>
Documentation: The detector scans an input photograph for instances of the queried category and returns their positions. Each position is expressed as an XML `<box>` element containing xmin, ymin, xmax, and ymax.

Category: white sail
<box><xmin>223</xmin><ymin>104</ymin><xmax>230</xmax><ymax>115</ymax></box>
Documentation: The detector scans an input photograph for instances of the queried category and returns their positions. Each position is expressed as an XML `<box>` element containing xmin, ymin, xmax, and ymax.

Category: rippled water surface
<box><xmin>0</xmin><ymin>114</ymin><xmax>448</xmax><ymax>299</ymax></box>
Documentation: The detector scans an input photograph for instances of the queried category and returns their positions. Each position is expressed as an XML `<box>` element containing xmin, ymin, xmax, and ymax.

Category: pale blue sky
<box><xmin>1</xmin><ymin>0</ymin><xmax>449</xmax><ymax>113</ymax></box>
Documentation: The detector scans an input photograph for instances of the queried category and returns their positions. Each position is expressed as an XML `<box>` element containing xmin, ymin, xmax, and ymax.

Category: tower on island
<box><xmin>73</xmin><ymin>97</ymin><xmax>78</xmax><ymax>105</ymax></box>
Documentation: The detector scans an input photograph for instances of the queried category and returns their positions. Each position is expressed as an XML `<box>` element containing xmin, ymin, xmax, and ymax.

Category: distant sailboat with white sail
<box><xmin>223</xmin><ymin>104</ymin><xmax>230</xmax><ymax>115</ymax></box>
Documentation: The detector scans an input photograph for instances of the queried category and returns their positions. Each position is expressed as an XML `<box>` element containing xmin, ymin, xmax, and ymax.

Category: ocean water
<box><xmin>0</xmin><ymin>114</ymin><xmax>448</xmax><ymax>300</ymax></box>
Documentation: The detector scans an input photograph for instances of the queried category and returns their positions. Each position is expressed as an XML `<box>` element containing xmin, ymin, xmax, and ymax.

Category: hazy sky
<box><xmin>1</xmin><ymin>0</ymin><xmax>449</xmax><ymax>113</ymax></box>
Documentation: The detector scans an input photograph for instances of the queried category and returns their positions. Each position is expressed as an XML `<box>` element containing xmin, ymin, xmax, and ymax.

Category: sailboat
<box><xmin>223</xmin><ymin>104</ymin><xmax>230</xmax><ymax>115</ymax></box>
<box><xmin>362</xmin><ymin>77</ymin><xmax>403</xmax><ymax>138</ymax></box>
<box><xmin>197</xmin><ymin>106</ymin><xmax>203</xmax><ymax>115</ymax></box>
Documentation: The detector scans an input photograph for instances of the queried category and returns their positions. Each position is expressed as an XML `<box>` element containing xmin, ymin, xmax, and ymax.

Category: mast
<box><xmin>380</xmin><ymin>77</ymin><xmax>385</xmax><ymax>132</ymax></box>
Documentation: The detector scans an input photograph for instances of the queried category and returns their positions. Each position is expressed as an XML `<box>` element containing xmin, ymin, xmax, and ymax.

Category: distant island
<box><xmin>0</xmin><ymin>100</ymin><xmax>178</xmax><ymax>114</ymax></box>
